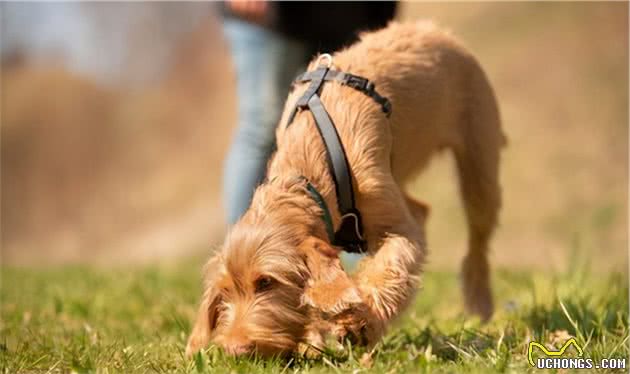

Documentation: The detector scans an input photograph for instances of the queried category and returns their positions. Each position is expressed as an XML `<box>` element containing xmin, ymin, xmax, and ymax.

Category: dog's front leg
<box><xmin>351</xmin><ymin>223</ymin><xmax>426</xmax><ymax>344</ymax></box>
<box><xmin>300</xmin><ymin>228</ymin><xmax>426</xmax><ymax>347</ymax></box>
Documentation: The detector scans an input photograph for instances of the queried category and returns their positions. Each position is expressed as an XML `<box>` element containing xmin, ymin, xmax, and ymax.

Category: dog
<box><xmin>186</xmin><ymin>21</ymin><xmax>504</xmax><ymax>358</ymax></box>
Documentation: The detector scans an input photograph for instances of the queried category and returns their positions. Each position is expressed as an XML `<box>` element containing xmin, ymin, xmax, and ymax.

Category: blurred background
<box><xmin>1</xmin><ymin>2</ymin><xmax>627</xmax><ymax>273</ymax></box>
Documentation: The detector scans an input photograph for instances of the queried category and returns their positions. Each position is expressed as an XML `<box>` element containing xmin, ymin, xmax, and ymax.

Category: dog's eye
<box><xmin>254</xmin><ymin>276</ymin><xmax>274</xmax><ymax>293</ymax></box>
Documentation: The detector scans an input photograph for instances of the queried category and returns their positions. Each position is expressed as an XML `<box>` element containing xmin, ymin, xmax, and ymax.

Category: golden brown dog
<box><xmin>186</xmin><ymin>21</ymin><xmax>504</xmax><ymax>357</ymax></box>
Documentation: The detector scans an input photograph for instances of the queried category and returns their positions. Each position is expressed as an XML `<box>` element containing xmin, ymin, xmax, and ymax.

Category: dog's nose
<box><xmin>225</xmin><ymin>343</ymin><xmax>254</xmax><ymax>356</ymax></box>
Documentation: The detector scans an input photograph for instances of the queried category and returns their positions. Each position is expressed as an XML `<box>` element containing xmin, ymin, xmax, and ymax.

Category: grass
<box><xmin>1</xmin><ymin>256</ymin><xmax>627</xmax><ymax>373</ymax></box>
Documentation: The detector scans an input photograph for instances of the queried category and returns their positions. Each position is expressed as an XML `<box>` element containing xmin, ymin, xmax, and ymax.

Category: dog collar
<box><xmin>302</xmin><ymin>178</ymin><xmax>336</xmax><ymax>244</ymax></box>
<box><xmin>286</xmin><ymin>55</ymin><xmax>392</xmax><ymax>253</ymax></box>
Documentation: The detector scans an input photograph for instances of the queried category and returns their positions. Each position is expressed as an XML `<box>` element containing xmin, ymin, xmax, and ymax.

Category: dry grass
<box><xmin>1</xmin><ymin>18</ymin><xmax>233</xmax><ymax>264</ymax></box>
<box><xmin>2</xmin><ymin>3</ymin><xmax>626</xmax><ymax>271</ymax></box>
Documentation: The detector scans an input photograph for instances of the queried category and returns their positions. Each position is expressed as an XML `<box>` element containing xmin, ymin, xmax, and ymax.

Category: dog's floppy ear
<box><xmin>185</xmin><ymin>254</ymin><xmax>224</xmax><ymax>357</ymax></box>
<box><xmin>299</xmin><ymin>237</ymin><xmax>362</xmax><ymax>314</ymax></box>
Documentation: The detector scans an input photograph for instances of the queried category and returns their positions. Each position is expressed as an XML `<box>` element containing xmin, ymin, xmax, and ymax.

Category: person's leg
<box><xmin>222</xmin><ymin>18</ymin><xmax>309</xmax><ymax>224</ymax></box>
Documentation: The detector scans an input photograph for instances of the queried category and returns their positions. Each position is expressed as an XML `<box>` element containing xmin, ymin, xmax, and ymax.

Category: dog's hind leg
<box><xmin>454</xmin><ymin>74</ymin><xmax>503</xmax><ymax>321</ymax></box>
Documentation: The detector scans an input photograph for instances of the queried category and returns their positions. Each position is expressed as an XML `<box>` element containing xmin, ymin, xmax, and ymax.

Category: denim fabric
<box><xmin>222</xmin><ymin>18</ymin><xmax>310</xmax><ymax>224</ymax></box>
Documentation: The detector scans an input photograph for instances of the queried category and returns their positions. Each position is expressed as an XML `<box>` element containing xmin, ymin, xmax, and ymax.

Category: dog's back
<box><xmin>330</xmin><ymin>21</ymin><xmax>504</xmax><ymax>183</ymax></box>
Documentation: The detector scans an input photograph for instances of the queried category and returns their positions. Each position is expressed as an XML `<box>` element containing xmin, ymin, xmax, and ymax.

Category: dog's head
<box><xmin>186</xmin><ymin>215</ymin><xmax>359</xmax><ymax>358</ymax></box>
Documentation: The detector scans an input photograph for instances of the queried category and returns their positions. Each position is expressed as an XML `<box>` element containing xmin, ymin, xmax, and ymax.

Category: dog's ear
<box><xmin>299</xmin><ymin>237</ymin><xmax>362</xmax><ymax>314</ymax></box>
<box><xmin>185</xmin><ymin>254</ymin><xmax>224</xmax><ymax>357</ymax></box>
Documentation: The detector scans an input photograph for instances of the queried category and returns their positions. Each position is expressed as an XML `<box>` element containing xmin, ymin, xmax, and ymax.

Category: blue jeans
<box><xmin>222</xmin><ymin>18</ymin><xmax>311</xmax><ymax>224</ymax></box>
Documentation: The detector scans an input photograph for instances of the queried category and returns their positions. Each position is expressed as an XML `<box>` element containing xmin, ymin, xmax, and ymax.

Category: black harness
<box><xmin>286</xmin><ymin>57</ymin><xmax>391</xmax><ymax>253</ymax></box>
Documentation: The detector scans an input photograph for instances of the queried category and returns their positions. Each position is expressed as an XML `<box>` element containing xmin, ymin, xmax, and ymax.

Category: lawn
<box><xmin>1</xmin><ymin>255</ymin><xmax>627</xmax><ymax>373</ymax></box>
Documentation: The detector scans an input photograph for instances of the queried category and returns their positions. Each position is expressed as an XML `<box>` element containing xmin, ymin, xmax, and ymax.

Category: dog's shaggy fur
<box><xmin>187</xmin><ymin>21</ymin><xmax>504</xmax><ymax>357</ymax></box>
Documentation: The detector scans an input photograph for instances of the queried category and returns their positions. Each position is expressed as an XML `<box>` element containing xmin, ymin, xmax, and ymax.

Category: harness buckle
<box><xmin>344</xmin><ymin>75</ymin><xmax>369</xmax><ymax>91</ymax></box>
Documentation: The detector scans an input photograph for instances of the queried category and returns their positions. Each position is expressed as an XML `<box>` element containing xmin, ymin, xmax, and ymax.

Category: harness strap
<box><xmin>286</xmin><ymin>65</ymin><xmax>390</xmax><ymax>253</ymax></box>
<box><xmin>303</xmin><ymin>179</ymin><xmax>335</xmax><ymax>243</ymax></box>
<box><xmin>307</xmin><ymin>94</ymin><xmax>355</xmax><ymax>215</ymax></box>
<box><xmin>295</xmin><ymin>67</ymin><xmax>328</xmax><ymax>107</ymax></box>
<box><xmin>293</xmin><ymin>69</ymin><xmax>392</xmax><ymax>116</ymax></box>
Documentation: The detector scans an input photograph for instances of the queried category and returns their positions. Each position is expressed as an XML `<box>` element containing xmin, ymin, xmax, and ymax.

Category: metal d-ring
<box><xmin>340</xmin><ymin>212</ymin><xmax>364</xmax><ymax>240</ymax></box>
<box><xmin>316</xmin><ymin>53</ymin><xmax>333</xmax><ymax>68</ymax></box>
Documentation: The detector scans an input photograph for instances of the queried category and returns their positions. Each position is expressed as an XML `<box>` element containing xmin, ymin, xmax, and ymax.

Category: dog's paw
<box><xmin>301</xmin><ymin>303</ymin><xmax>385</xmax><ymax>358</ymax></box>
<box><xmin>326</xmin><ymin>303</ymin><xmax>384</xmax><ymax>347</ymax></box>
<box><xmin>300</xmin><ymin>320</ymin><xmax>344</xmax><ymax>358</ymax></box>
<box><xmin>462</xmin><ymin>255</ymin><xmax>494</xmax><ymax>321</ymax></box>
<box><xmin>328</xmin><ymin>308</ymin><xmax>368</xmax><ymax>346</ymax></box>
<box><xmin>464</xmin><ymin>285</ymin><xmax>493</xmax><ymax>321</ymax></box>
